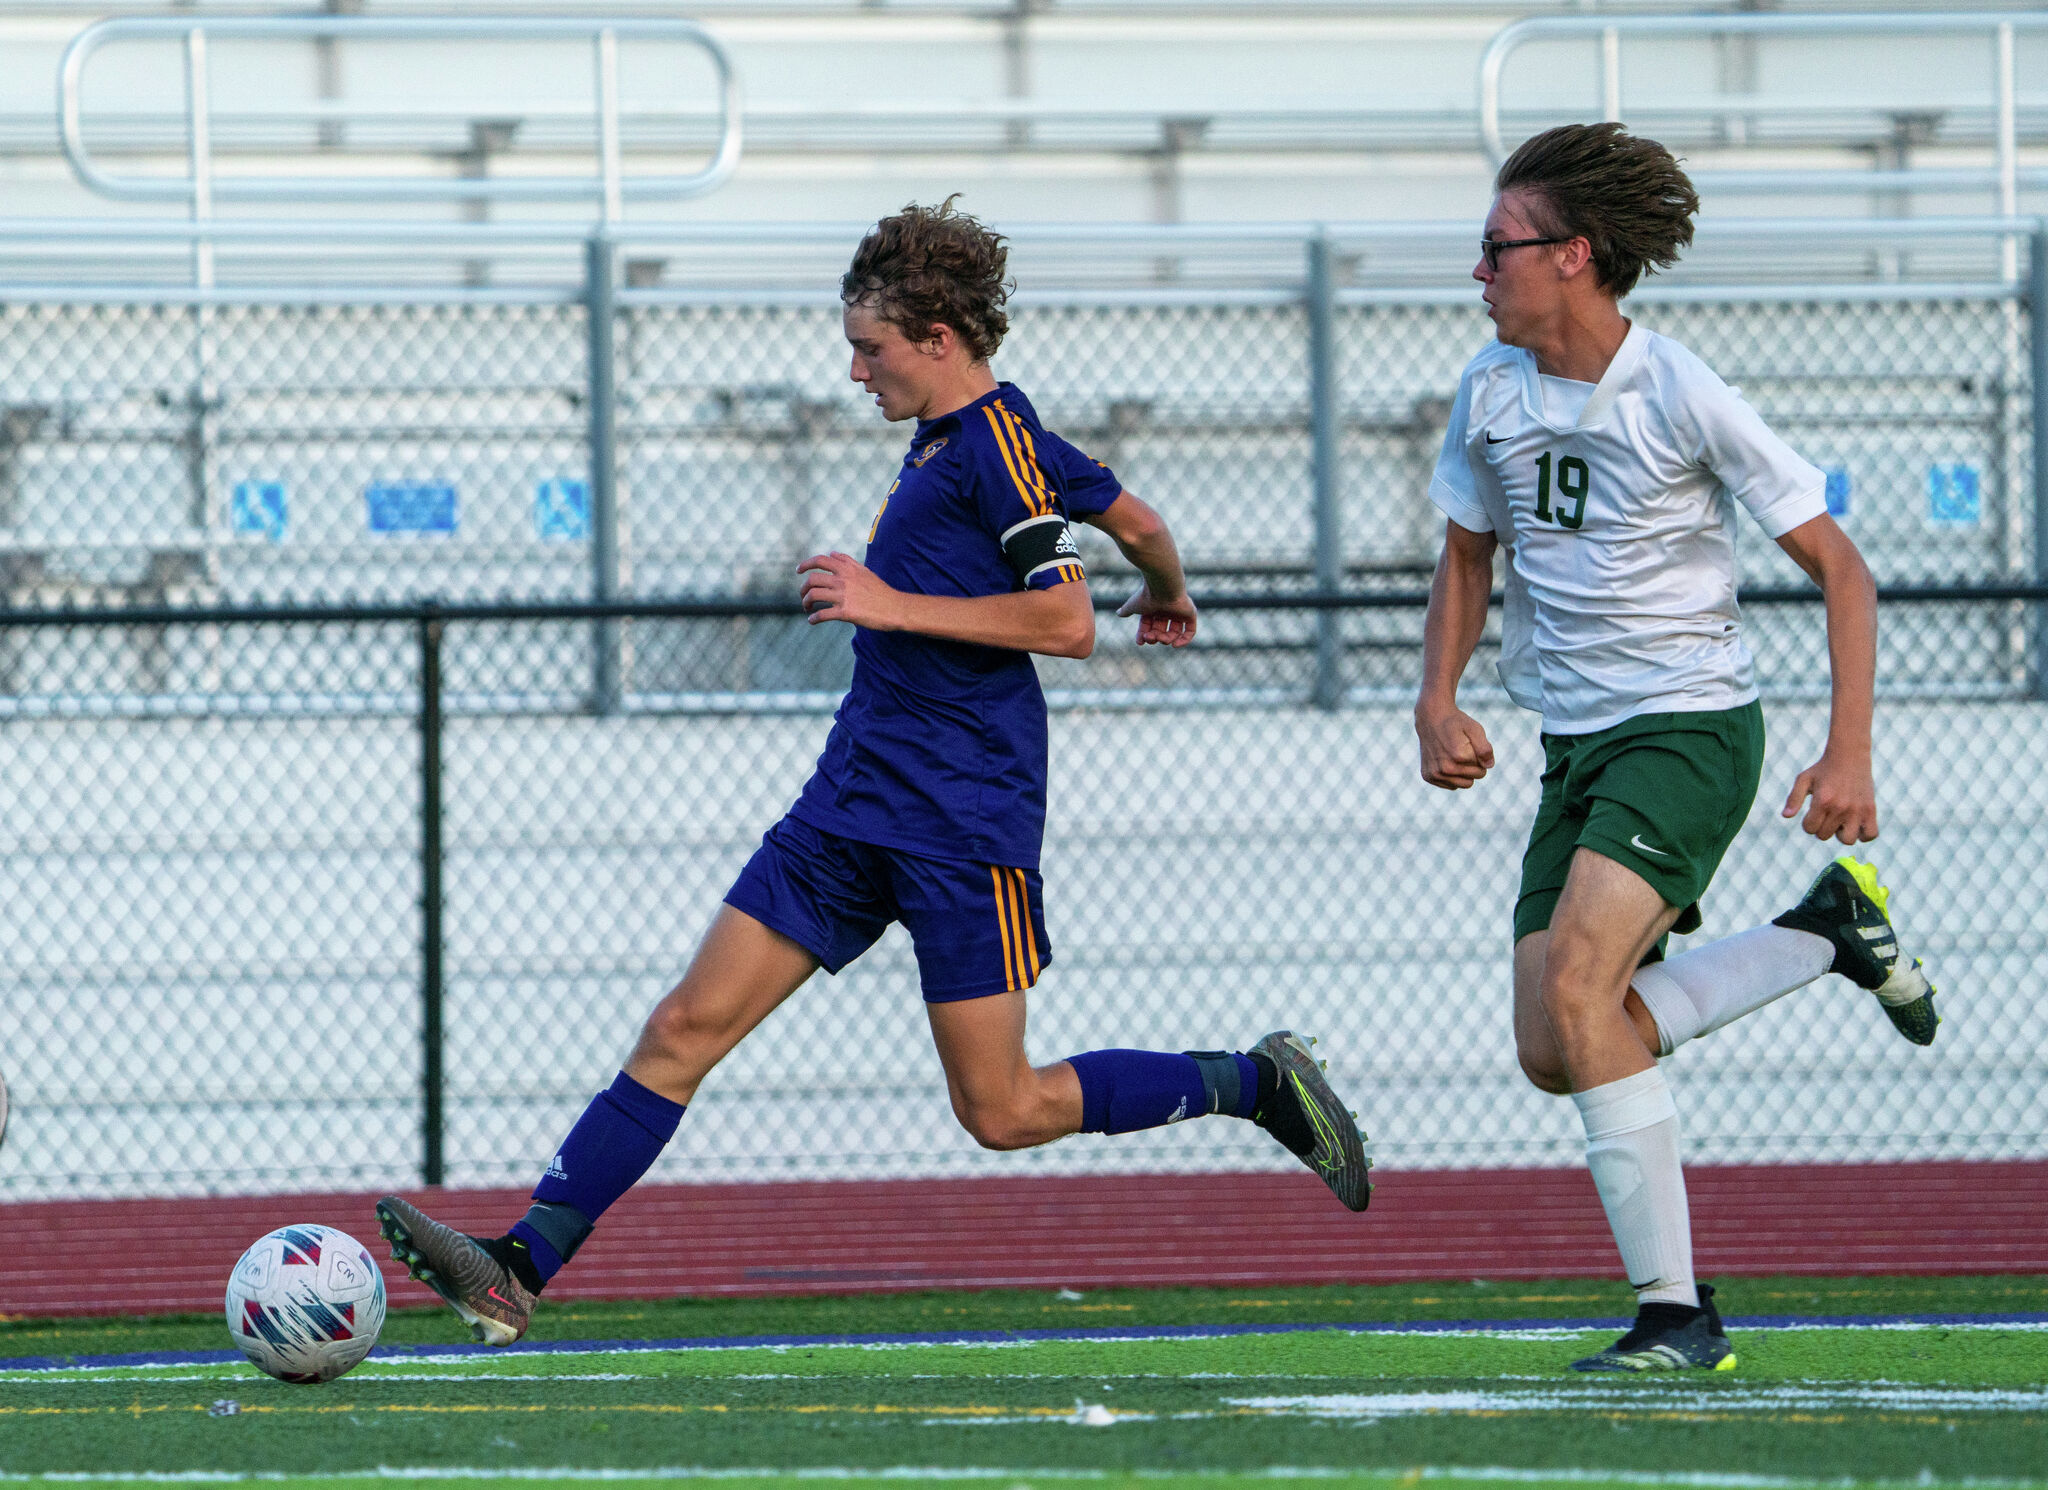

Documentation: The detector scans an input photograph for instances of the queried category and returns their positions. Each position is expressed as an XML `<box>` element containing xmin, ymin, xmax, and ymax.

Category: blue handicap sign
<box><xmin>1823</xmin><ymin>468</ymin><xmax>1852</xmax><ymax>518</ymax></box>
<box><xmin>366</xmin><ymin>481</ymin><xmax>458</xmax><ymax>534</ymax></box>
<box><xmin>1926</xmin><ymin>464</ymin><xmax>1980</xmax><ymax>528</ymax></box>
<box><xmin>231</xmin><ymin>480</ymin><xmax>288</xmax><ymax>541</ymax></box>
<box><xmin>535</xmin><ymin>477</ymin><xmax>590</xmax><ymax>541</ymax></box>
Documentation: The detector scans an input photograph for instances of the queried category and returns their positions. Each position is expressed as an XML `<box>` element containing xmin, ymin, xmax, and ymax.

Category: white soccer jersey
<box><xmin>1429</xmin><ymin>324</ymin><xmax>1828</xmax><ymax>735</ymax></box>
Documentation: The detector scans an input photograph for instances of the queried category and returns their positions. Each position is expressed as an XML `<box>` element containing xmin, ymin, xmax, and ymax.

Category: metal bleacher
<box><xmin>5</xmin><ymin>0</ymin><xmax>2048</xmax><ymax>234</ymax></box>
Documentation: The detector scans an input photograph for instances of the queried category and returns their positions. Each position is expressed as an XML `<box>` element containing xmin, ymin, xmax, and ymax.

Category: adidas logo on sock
<box><xmin>543</xmin><ymin>1153</ymin><xmax>568</xmax><ymax>1181</ymax></box>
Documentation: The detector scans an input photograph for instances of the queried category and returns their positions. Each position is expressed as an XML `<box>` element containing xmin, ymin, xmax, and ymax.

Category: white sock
<box><xmin>1572</xmin><ymin>1067</ymin><xmax>1697</xmax><ymax>1309</ymax></box>
<box><xmin>1630</xmin><ymin>925</ymin><xmax>1835</xmax><ymax>1056</ymax></box>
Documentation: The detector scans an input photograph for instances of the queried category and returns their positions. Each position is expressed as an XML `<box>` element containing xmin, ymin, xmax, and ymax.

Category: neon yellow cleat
<box><xmin>1773</xmin><ymin>856</ymin><xmax>1940</xmax><ymax>1047</ymax></box>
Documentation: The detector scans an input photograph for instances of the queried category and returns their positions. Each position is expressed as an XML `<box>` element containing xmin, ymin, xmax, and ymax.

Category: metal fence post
<box><xmin>1307</xmin><ymin>230</ymin><xmax>1344</xmax><ymax>710</ymax></box>
<box><xmin>418</xmin><ymin>606</ymin><xmax>447</xmax><ymax>1187</ymax></box>
<box><xmin>586</xmin><ymin>233</ymin><xmax>623</xmax><ymax>715</ymax></box>
<box><xmin>2031</xmin><ymin>226</ymin><xmax>2048</xmax><ymax>699</ymax></box>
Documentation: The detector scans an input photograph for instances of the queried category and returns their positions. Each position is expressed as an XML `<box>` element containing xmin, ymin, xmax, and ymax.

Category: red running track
<box><xmin>4</xmin><ymin>1161</ymin><xmax>2043</xmax><ymax>1318</ymax></box>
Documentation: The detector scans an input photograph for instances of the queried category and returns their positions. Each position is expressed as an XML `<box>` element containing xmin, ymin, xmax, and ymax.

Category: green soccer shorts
<box><xmin>1512</xmin><ymin>700</ymin><xmax>1765</xmax><ymax>952</ymax></box>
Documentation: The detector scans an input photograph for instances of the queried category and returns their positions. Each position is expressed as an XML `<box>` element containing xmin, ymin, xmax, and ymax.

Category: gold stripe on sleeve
<box><xmin>982</xmin><ymin>407</ymin><xmax>1047</xmax><ymax>517</ymax></box>
<box><xmin>998</xmin><ymin>405</ymin><xmax>1058</xmax><ymax>515</ymax></box>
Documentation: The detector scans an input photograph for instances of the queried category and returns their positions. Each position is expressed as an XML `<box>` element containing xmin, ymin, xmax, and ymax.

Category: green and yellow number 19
<box><xmin>1533</xmin><ymin>452</ymin><xmax>1589</xmax><ymax>530</ymax></box>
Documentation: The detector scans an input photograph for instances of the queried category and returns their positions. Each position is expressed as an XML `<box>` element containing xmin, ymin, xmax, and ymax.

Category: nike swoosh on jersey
<box><xmin>1629</xmin><ymin>833</ymin><xmax>1670</xmax><ymax>857</ymax></box>
<box><xmin>1485</xmin><ymin>432</ymin><xmax>1509</xmax><ymax>444</ymax></box>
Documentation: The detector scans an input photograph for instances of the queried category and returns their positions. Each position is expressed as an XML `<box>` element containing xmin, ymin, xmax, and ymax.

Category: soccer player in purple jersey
<box><xmin>377</xmin><ymin>200</ymin><xmax>1372</xmax><ymax>1345</ymax></box>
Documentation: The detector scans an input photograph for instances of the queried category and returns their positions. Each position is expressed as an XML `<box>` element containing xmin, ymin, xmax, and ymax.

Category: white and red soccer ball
<box><xmin>224</xmin><ymin>1224</ymin><xmax>386</xmax><ymax>1382</ymax></box>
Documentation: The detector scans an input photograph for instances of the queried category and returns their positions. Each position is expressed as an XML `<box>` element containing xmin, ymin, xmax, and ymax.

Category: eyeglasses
<box><xmin>1480</xmin><ymin>235</ymin><xmax>1568</xmax><ymax>271</ymax></box>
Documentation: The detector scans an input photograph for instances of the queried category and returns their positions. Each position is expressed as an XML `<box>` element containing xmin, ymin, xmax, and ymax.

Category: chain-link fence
<box><xmin>0</xmin><ymin>273</ymin><xmax>2035</xmax><ymax>611</ymax></box>
<box><xmin>1</xmin><ymin>224</ymin><xmax>2045</xmax><ymax>1198</ymax></box>
<box><xmin>0</xmin><ymin>588</ymin><xmax>2042</xmax><ymax>1202</ymax></box>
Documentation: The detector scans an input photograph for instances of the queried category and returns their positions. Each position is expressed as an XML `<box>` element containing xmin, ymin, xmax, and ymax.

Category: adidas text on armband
<box><xmin>1000</xmin><ymin>513</ymin><xmax>1085</xmax><ymax>586</ymax></box>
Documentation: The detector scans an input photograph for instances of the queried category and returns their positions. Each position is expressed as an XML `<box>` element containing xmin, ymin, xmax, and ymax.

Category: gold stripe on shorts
<box><xmin>1011</xmin><ymin>867</ymin><xmax>1042</xmax><ymax>984</ymax></box>
<box><xmin>991</xmin><ymin>866</ymin><xmax>1019</xmax><ymax>993</ymax></box>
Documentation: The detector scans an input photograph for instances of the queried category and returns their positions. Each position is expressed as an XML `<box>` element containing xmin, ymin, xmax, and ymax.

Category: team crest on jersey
<box><xmin>911</xmin><ymin>438</ymin><xmax>949</xmax><ymax>467</ymax></box>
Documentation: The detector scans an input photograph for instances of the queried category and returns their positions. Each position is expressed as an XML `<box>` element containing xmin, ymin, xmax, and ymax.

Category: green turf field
<box><xmin>1</xmin><ymin>1276</ymin><xmax>2042</xmax><ymax>1489</ymax></box>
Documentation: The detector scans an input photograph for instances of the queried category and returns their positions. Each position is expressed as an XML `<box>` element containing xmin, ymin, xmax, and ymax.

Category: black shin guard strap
<box><xmin>519</xmin><ymin>1200</ymin><xmax>595</xmax><ymax>1266</ymax></box>
<box><xmin>1183</xmin><ymin>1050</ymin><xmax>1241</xmax><ymax>1117</ymax></box>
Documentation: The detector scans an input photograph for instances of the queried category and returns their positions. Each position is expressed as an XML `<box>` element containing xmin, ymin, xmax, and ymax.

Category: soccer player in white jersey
<box><xmin>1417</xmin><ymin>125</ymin><xmax>1940</xmax><ymax>1372</ymax></box>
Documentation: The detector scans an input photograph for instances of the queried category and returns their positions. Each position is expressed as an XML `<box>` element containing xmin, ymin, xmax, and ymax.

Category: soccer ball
<box><xmin>224</xmin><ymin>1224</ymin><xmax>386</xmax><ymax>1383</ymax></box>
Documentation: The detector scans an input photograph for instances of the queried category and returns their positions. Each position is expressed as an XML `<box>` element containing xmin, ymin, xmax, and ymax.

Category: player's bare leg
<box><xmin>379</xmin><ymin>908</ymin><xmax>818</xmax><ymax>1345</ymax></box>
<box><xmin>1512</xmin><ymin>931</ymin><xmax>1664</xmax><ymax>1097</ymax></box>
<box><xmin>625</xmin><ymin>907</ymin><xmax>822</xmax><ymax>1102</ymax></box>
<box><xmin>927</xmin><ymin>991</ymin><xmax>1082</xmax><ymax>1150</ymax></box>
<box><xmin>1520</xmin><ymin>849</ymin><xmax>1735</xmax><ymax>1371</ymax></box>
<box><xmin>1536</xmin><ymin>850</ymin><xmax>1679</xmax><ymax>1091</ymax></box>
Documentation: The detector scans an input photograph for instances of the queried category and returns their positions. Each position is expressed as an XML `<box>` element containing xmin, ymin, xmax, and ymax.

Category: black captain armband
<box><xmin>1001</xmin><ymin>513</ymin><xmax>1085</xmax><ymax>587</ymax></box>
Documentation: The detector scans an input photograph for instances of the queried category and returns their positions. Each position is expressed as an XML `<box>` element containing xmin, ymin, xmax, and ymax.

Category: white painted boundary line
<box><xmin>5</xmin><ymin>1317</ymin><xmax>2045</xmax><ymax>1380</ymax></box>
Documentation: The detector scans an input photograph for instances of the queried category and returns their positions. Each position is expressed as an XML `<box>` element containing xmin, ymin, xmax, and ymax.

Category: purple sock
<box><xmin>508</xmin><ymin>1071</ymin><xmax>684</xmax><ymax>1284</ymax></box>
<box><xmin>1067</xmin><ymin>1049</ymin><xmax>1210</xmax><ymax>1134</ymax></box>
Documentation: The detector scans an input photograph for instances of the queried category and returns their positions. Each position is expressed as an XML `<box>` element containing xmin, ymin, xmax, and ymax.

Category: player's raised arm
<box><xmin>1083</xmin><ymin>491</ymin><xmax>1196</xmax><ymax>647</ymax></box>
<box><xmin>1414</xmin><ymin>519</ymin><xmax>1498</xmax><ymax>790</ymax></box>
<box><xmin>1772</xmin><ymin>513</ymin><xmax>1879</xmax><ymax>844</ymax></box>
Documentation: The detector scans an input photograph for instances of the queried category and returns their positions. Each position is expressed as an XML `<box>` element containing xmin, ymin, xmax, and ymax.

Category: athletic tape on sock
<box><xmin>1183</xmin><ymin>1050</ymin><xmax>1241</xmax><ymax>1117</ymax></box>
<box><xmin>1629</xmin><ymin>964</ymin><xmax>1698</xmax><ymax>1057</ymax></box>
<box><xmin>516</xmin><ymin>1201</ymin><xmax>593</xmax><ymax>1268</ymax></box>
<box><xmin>1571</xmin><ymin>1065</ymin><xmax>1678</xmax><ymax>1140</ymax></box>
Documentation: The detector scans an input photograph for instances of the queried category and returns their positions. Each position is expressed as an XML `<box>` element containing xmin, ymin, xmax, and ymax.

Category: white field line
<box><xmin>1220</xmin><ymin>1384</ymin><xmax>2048</xmax><ymax>1415</ymax></box>
<box><xmin>928</xmin><ymin>1382</ymin><xmax>2044</xmax><ymax>1427</ymax></box>
<box><xmin>6</xmin><ymin>1318</ymin><xmax>2042</xmax><ymax>1381</ymax></box>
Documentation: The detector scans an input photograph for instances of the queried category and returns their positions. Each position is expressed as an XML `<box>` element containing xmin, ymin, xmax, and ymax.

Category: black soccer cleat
<box><xmin>1572</xmin><ymin>1283</ymin><xmax>1737</xmax><ymax>1373</ymax></box>
<box><xmin>1773</xmin><ymin>855</ymin><xmax>1939</xmax><ymax>1046</ymax></box>
<box><xmin>1250</xmin><ymin>1031</ymin><xmax>1373</xmax><ymax>1212</ymax></box>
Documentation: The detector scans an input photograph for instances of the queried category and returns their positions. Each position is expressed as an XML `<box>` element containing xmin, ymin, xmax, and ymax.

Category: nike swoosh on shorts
<box><xmin>1630</xmin><ymin>833</ymin><xmax>1670</xmax><ymax>857</ymax></box>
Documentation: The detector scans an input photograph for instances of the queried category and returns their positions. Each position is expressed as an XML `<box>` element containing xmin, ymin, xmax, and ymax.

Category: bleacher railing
<box><xmin>58</xmin><ymin>14</ymin><xmax>744</xmax><ymax>287</ymax></box>
<box><xmin>33</xmin><ymin>8</ymin><xmax>2048</xmax><ymax>218</ymax></box>
<box><xmin>1481</xmin><ymin>11</ymin><xmax>2048</xmax><ymax>218</ymax></box>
